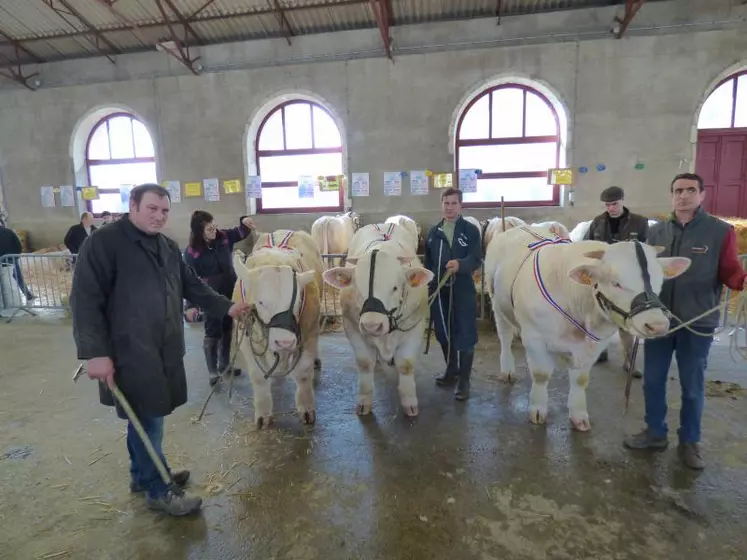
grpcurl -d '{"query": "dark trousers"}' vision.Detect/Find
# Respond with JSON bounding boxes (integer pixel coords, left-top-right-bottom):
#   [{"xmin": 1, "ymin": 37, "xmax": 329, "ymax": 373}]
[
  {"xmin": 12, "ymin": 260, "xmax": 31, "ymax": 297},
  {"xmin": 643, "ymin": 326, "xmax": 714, "ymax": 444},
  {"xmin": 126, "ymin": 416, "xmax": 172, "ymax": 499},
  {"xmin": 204, "ymin": 312, "xmax": 234, "ymax": 368}
]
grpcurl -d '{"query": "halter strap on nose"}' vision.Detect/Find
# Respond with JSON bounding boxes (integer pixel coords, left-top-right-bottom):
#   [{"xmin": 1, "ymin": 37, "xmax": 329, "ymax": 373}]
[{"xmin": 360, "ymin": 249, "xmax": 402, "ymax": 332}]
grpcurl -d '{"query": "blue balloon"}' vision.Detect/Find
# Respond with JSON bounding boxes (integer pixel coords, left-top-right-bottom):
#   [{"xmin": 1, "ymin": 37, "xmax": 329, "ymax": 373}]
[
  {"xmin": 579, "ymin": 167, "xmax": 588, "ymax": 174},
  {"xmin": 596, "ymin": 164, "xmax": 606, "ymax": 172}
]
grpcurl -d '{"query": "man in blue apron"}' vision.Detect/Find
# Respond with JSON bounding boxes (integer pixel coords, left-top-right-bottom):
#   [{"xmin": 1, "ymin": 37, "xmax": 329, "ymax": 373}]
[{"xmin": 424, "ymin": 188, "xmax": 482, "ymax": 400}]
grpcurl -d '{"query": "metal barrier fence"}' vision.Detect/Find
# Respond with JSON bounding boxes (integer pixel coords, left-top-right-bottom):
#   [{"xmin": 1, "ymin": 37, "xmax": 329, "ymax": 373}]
[{"xmin": 0, "ymin": 253, "xmax": 75, "ymax": 323}]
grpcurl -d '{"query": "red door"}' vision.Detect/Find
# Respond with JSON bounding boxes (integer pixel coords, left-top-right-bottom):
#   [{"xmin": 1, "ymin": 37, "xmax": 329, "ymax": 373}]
[{"xmin": 696, "ymin": 129, "xmax": 747, "ymax": 217}]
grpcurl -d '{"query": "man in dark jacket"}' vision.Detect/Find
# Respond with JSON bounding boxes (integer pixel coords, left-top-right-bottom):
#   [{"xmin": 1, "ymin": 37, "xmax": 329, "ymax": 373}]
[
  {"xmin": 585, "ymin": 186, "xmax": 650, "ymax": 369},
  {"xmin": 0, "ymin": 218, "xmax": 34, "ymax": 300},
  {"xmin": 623, "ymin": 173, "xmax": 747, "ymax": 470},
  {"xmin": 70, "ymin": 184, "xmax": 250, "ymax": 516},
  {"xmin": 424, "ymin": 187, "xmax": 483, "ymax": 400},
  {"xmin": 64, "ymin": 211, "xmax": 96, "ymax": 255}
]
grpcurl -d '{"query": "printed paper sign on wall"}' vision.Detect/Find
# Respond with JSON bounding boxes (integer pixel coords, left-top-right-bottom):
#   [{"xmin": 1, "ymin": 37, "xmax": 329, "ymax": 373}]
[
  {"xmin": 60, "ymin": 185, "xmax": 75, "ymax": 207},
  {"xmin": 162, "ymin": 181, "xmax": 182, "ymax": 203},
  {"xmin": 410, "ymin": 170, "xmax": 428, "ymax": 195},
  {"xmin": 223, "ymin": 179, "xmax": 242, "ymax": 194},
  {"xmin": 351, "ymin": 173, "xmax": 369, "ymax": 197},
  {"xmin": 384, "ymin": 172, "xmax": 402, "ymax": 196},
  {"xmin": 40, "ymin": 186, "xmax": 56, "ymax": 208},
  {"xmin": 184, "ymin": 182, "xmax": 202, "ymax": 197},
  {"xmin": 458, "ymin": 169, "xmax": 478, "ymax": 193},
  {"xmin": 298, "ymin": 176, "xmax": 315, "ymax": 199},
  {"xmin": 246, "ymin": 176, "xmax": 262, "ymax": 199},
  {"xmin": 204, "ymin": 178, "xmax": 220, "ymax": 202}
]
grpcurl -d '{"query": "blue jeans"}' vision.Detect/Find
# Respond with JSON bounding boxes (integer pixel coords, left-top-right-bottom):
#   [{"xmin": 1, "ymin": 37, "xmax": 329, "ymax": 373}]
[
  {"xmin": 643, "ymin": 327, "xmax": 714, "ymax": 444},
  {"xmin": 12, "ymin": 260, "xmax": 31, "ymax": 297},
  {"xmin": 126, "ymin": 416, "xmax": 171, "ymax": 499}
]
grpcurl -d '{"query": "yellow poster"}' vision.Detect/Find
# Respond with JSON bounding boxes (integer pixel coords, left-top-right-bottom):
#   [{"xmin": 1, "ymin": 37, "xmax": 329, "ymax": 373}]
[
  {"xmin": 223, "ymin": 179, "xmax": 242, "ymax": 194},
  {"xmin": 184, "ymin": 182, "xmax": 202, "ymax": 197},
  {"xmin": 81, "ymin": 187, "xmax": 99, "ymax": 200},
  {"xmin": 433, "ymin": 173, "xmax": 453, "ymax": 189},
  {"xmin": 549, "ymin": 168, "xmax": 574, "ymax": 185},
  {"xmin": 319, "ymin": 175, "xmax": 342, "ymax": 192}
]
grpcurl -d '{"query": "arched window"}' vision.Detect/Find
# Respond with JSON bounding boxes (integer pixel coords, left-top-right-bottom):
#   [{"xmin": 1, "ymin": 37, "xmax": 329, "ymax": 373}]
[
  {"xmin": 455, "ymin": 84, "xmax": 561, "ymax": 207},
  {"xmin": 698, "ymin": 71, "xmax": 747, "ymax": 130},
  {"xmin": 255, "ymin": 100, "xmax": 344, "ymax": 214},
  {"xmin": 86, "ymin": 113, "xmax": 157, "ymax": 215}
]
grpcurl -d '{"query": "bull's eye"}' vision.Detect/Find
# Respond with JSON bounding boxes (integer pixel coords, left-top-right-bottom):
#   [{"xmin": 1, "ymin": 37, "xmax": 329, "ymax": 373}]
[
  {"xmin": 392, "ymin": 286, "xmax": 398, "ymax": 293},
  {"xmin": 258, "ymin": 301, "xmax": 264, "ymax": 307},
  {"xmin": 611, "ymin": 282, "xmax": 622, "ymax": 290}
]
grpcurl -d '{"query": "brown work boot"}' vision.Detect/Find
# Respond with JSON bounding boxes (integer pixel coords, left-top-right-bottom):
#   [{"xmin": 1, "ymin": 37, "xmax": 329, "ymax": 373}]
[
  {"xmin": 147, "ymin": 488, "xmax": 202, "ymax": 516},
  {"xmin": 678, "ymin": 442, "xmax": 705, "ymax": 470},
  {"xmin": 623, "ymin": 429, "xmax": 668, "ymax": 450}
]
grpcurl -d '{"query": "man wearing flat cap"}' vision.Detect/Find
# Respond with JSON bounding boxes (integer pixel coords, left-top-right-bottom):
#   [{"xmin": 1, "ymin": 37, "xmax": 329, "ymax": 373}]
[{"xmin": 585, "ymin": 186, "xmax": 649, "ymax": 372}]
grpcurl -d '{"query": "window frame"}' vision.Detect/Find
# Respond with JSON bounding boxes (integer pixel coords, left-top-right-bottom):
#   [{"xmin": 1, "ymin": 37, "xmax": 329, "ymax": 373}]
[
  {"xmin": 84, "ymin": 112, "xmax": 157, "ymax": 217},
  {"xmin": 455, "ymin": 83, "xmax": 561, "ymax": 208},
  {"xmin": 255, "ymin": 100, "xmax": 344, "ymax": 215},
  {"xmin": 697, "ymin": 70, "xmax": 747, "ymax": 132}
]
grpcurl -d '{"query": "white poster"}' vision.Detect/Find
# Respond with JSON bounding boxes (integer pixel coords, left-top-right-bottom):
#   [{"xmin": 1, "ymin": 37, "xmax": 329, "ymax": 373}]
[
  {"xmin": 384, "ymin": 172, "xmax": 402, "ymax": 196},
  {"xmin": 410, "ymin": 170, "xmax": 428, "ymax": 195},
  {"xmin": 458, "ymin": 169, "xmax": 478, "ymax": 193},
  {"xmin": 351, "ymin": 172, "xmax": 370, "ymax": 197},
  {"xmin": 298, "ymin": 176, "xmax": 315, "ymax": 199},
  {"xmin": 40, "ymin": 186, "xmax": 55, "ymax": 208},
  {"xmin": 60, "ymin": 185, "xmax": 76, "ymax": 207},
  {"xmin": 204, "ymin": 178, "xmax": 220, "ymax": 202},
  {"xmin": 246, "ymin": 176, "xmax": 262, "ymax": 199},
  {"xmin": 163, "ymin": 180, "xmax": 181, "ymax": 203},
  {"xmin": 119, "ymin": 184, "xmax": 134, "ymax": 212}
]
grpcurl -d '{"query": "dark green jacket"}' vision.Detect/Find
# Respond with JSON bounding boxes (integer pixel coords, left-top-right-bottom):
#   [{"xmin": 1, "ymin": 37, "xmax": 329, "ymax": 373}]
[{"xmin": 585, "ymin": 207, "xmax": 649, "ymax": 243}]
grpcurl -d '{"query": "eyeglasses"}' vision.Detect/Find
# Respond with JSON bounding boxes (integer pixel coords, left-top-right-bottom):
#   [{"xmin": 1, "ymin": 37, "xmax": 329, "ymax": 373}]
[{"xmin": 204, "ymin": 225, "xmax": 217, "ymax": 233}]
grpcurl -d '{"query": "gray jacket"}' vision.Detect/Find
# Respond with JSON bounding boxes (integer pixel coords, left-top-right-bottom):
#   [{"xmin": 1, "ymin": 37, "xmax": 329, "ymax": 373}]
[{"xmin": 648, "ymin": 206, "xmax": 731, "ymax": 330}]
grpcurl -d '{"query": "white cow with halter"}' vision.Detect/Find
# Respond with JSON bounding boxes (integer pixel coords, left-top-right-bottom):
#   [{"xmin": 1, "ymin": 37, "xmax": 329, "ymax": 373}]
[
  {"xmin": 323, "ymin": 223, "xmax": 433, "ymax": 417},
  {"xmin": 232, "ymin": 229, "xmax": 323, "ymax": 428},
  {"xmin": 311, "ymin": 211, "xmax": 361, "ymax": 269},
  {"xmin": 486, "ymin": 225, "xmax": 691, "ymax": 431}
]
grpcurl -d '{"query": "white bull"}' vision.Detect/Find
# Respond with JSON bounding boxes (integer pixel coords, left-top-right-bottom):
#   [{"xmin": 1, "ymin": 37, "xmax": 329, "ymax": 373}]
[
  {"xmin": 323, "ymin": 223, "xmax": 433, "ymax": 417},
  {"xmin": 531, "ymin": 221, "xmax": 570, "ymax": 240},
  {"xmin": 232, "ymin": 229, "xmax": 323, "ymax": 428},
  {"xmin": 311, "ymin": 211, "xmax": 361, "ymax": 268},
  {"xmin": 569, "ymin": 218, "xmax": 660, "ymax": 242},
  {"xmin": 481, "ymin": 216, "xmax": 526, "ymax": 251},
  {"xmin": 487, "ymin": 225, "xmax": 690, "ymax": 431},
  {"xmin": 384, "ymin": 215, "xmax": 421, "ymax": 254}
]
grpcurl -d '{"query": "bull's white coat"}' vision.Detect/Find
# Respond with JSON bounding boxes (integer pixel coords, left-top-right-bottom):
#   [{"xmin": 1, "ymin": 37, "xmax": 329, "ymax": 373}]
[
  {"xmin": 531, "ymin": 221, "xmax": 571, "ymax": 240},
  {"xmin": 384, "ymin": 215, "xmax": 421, "ymax": 255},
  {"xmin": 311, "ymin": 211, "xmax": 361, "ymax": 268},
  {"xmin": 323, "ymin": 223, "xmax": 433, "ymax": 417},
  {"xmin": 481, "ymin": 216, "xmax": 527, "ymax": 251},
  {"xmin": 232, "ymin": 229, "xmax": 324, "ymax": 428},
  {"xmin": 486, "ymin": 225, "xmax": 691, "ymax": 430}
]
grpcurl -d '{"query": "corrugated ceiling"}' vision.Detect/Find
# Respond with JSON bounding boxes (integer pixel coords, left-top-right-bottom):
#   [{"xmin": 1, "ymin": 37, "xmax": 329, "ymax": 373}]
[{"xmin": 0, "ymin": 0, "xmax": 633, "ymax": 68}]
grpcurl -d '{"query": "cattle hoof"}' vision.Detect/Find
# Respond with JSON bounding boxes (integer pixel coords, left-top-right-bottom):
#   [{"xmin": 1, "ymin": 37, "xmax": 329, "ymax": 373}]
[
  {"xmin": 571, "ymin": 416, "xmax": 591, "ymax": 432},
  {"xmin": 255, "ymin": 415, "xmax": 273, "ymax": 429},
  {"xmin": 499, "ymin": 372, "xmax": 517, "ymax": 384},
  {"xmin": 403, "ymin": 405, "xmax": 419, "ymax": 417},
  {"xmin": 529, "ymin": 407, "xmax": 547, "ymax": 425},
  {"xmin": 314, "ymin": 358, "xmax": 322, "ymax": 370},
  {"xmin": 301, "ymin": 410, "xmax": 316, "ymax": 425},
  {"xmin": 355, "ymin": 403, "xmax": 372, "ymax": 416}
]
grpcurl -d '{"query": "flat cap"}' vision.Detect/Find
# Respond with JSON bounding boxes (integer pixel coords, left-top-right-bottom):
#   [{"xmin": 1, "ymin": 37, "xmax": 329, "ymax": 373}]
[{"xmin": 600, "ymin": 186, "xmax": 624, "ymax": 202}]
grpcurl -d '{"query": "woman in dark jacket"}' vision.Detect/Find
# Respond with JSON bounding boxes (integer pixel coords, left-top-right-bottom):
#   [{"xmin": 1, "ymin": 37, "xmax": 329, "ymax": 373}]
[{"xmin": 183, "ymin": 210, "xmax": 254, "ymax": 386}]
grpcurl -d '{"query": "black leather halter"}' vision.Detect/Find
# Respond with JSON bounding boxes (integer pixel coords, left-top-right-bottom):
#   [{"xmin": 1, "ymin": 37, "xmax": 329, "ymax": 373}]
[{"xmin": 359, "ymin": 249, "xmax": 403, "ymax": 332}]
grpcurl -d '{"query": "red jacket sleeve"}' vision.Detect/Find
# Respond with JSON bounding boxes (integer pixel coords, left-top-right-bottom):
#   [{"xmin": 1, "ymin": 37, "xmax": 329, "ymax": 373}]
[{"xmin": 718, "ymin": 228, "xmax": 747, "ymax": 291}]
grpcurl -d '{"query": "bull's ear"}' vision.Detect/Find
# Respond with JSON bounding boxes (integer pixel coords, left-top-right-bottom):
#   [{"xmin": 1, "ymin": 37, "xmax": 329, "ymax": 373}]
[
  {"xmin": 398, "ymin": 255, "xmax": 415, "ymax": 264},
  {"xmin": 323, "ymin": 267, "xmax": 354, "ymax": 289},
  {"xmin": 651, "ymin": 245, "xmax": 666, "ymax": 255},
  {"xmin": 583, "ymin": 250, "xmax": 606, "ymax": 260},
  {"xmin": 658, "ymin": 256, "xmax": 691, "ymax": 279},
  {"xmin": 568, "ymin": 264, "xmax": 599, "ymax": 286},
  {"xmin": 297, "ymin": 269, "xmax": 317, "ymax": 289},
  {"xmin": 405, "ymin": 267, "xmax": 434, "ymax": 288}
]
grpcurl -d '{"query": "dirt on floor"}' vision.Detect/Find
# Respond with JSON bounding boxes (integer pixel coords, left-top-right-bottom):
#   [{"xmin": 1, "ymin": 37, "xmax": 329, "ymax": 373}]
[{"xmin": 1, "ymin": 314, "xmax": 747, "ymax": 560}]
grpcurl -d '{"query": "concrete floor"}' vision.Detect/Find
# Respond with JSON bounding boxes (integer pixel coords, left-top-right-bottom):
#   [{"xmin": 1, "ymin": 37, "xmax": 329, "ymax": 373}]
[{"xmin": 2, "ymin": 315, "xmax": 747, "ymax": 560}]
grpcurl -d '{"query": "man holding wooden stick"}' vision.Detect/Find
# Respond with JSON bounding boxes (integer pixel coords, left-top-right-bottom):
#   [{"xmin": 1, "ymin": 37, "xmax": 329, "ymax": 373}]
[{"xmin": 70, "ymin": 183, "xmax": 250, "ymax": 516}]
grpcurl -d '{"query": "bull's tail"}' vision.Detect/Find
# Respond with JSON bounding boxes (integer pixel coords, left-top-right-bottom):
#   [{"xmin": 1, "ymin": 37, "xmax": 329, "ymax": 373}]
[{"xmin": 322, "ymin": 218, "xmax": 331, "ymax": 269}]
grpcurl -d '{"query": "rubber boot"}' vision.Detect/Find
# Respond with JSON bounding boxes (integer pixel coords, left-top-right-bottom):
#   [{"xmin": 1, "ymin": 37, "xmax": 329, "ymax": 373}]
[
  {"xmin": 218, "ymin": 332, "xmax": 241, "ymax": 377},
  {"xmin": 455, "ymin": 350, "xmax": 474, "ymax": 401},
  {"xmin": 435, "ymin": 342, "xmax": 459, "ymax": 387},
  {"xmin": 203, "ymin": 338, "xmax": 220, "ymax": 386}
]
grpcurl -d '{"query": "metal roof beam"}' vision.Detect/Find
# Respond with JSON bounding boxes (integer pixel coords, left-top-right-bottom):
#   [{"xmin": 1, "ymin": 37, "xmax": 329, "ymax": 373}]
[
  {"xmin": 0, "ymin": 28, "xmax": 45, "ymax": 64},
  {"xmin": 162, "ymin": 0, "xmax": 205, "ymax": 45},
  {"xmin": 270, "ymin": 0, "xmax": 295, "ymax": 46},
  {"xmin": 41, "ymin": 0, "xmax": 120, "ymax": 63},
  {"xmin": 613, "ymin": 0, "xmax": 646, "ymax": 38},
  {"xmin": 154, "ymin": 0, "xmax": 201, "ymax": 75},
  {"xmin": 370, "ymin": 0, "xmax": 393, "ymax": 61},
  {"xmin": 0, "ymin": 46, "xmax": 40, "ymax": 90}
]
